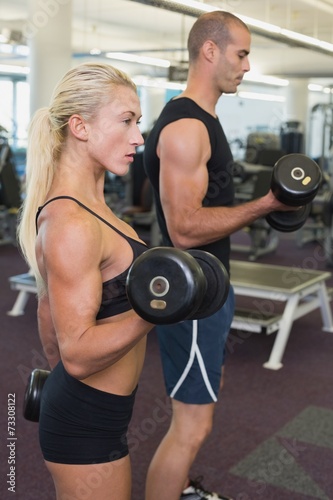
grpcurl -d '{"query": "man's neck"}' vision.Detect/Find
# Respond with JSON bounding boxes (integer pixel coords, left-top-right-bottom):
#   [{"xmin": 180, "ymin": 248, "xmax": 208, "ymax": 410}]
[{"xmin": 179, "ymin": 87, "xmax": 219, "ymax": 118}]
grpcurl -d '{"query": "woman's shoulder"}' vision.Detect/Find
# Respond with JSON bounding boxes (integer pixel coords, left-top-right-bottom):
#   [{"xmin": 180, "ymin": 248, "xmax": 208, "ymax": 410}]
[{"xmin": 38, "ymin": 196, "xmax": 102, "ymax": 245}]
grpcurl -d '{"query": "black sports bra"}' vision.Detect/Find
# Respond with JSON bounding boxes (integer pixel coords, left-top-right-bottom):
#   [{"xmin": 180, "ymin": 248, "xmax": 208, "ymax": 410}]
[{"xmin": 36, "ymin": 196, "xmax": 147, "ymax": 320}]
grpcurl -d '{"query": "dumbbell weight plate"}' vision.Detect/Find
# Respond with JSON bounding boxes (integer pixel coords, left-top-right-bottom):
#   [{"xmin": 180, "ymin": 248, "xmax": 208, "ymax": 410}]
[
  {"xmin": 271, "ymin": 154, "xmax": 322, "ymax": 206},
  {"xmin": 322, "ymin": 191, "xmax": 333, "ymax": 227},
  {"xmin": 266, "ymin": 204, "xmax": 311, "ymax": 232},
  {"xmin": 126, "ymin": 247, "xmax": 206, "ymax": 324},
  {"xmin": 23, "ymin": 368, "xmax": 50, "ymax": 422},
  {"xmin": 187, "ymin": 250, "xmax": 230, "ymax": 319}
]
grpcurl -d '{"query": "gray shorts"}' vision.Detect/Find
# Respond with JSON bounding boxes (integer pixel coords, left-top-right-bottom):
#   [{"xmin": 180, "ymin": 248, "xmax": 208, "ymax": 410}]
[{"xmin": 157, "ymin": 286, "xmax": 235, "ymax": 404}]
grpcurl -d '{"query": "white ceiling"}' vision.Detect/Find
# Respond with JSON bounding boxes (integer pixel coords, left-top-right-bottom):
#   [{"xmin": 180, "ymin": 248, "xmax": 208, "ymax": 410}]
[{"xmin": 1, "ymin": 0, "xmax": 333, "ymax": 84}]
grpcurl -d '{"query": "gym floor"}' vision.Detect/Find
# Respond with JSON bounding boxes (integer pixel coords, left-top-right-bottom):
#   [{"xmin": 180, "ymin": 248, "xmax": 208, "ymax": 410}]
[{"xmin": 0, "ymin": 229, "xmax": 332, "ymax": 500}]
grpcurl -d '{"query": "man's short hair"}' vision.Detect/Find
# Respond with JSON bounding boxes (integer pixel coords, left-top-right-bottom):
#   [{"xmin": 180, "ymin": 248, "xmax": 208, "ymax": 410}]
[{"xmin": 188, "ymin": 10, "xmax": 249, "ymax": 62}]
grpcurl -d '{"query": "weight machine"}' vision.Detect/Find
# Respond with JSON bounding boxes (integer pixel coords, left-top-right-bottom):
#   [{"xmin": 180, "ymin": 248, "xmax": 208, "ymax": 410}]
[
  {"xmin": 297, "ymin": 102, "xmax": 333, "ymax": 266},
  {"xmin": 231, "ymin": 132, "xmax": 286, "ymax": 261},
  {"xmin": 309, "ymin": 102, "xmax": 333, "ymax": 176},
  {"xmin": 0, "ymin": 129, "xmax": 22, "ymax": 245}
]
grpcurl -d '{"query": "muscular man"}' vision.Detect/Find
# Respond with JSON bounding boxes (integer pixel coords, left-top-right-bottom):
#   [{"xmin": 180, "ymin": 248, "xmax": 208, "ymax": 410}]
[{"xmin": 144, "ymin": 11, "xmax": 294, "ymax": 500}]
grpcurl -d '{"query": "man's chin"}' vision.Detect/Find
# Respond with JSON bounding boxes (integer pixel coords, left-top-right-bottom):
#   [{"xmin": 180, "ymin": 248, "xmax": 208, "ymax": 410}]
[{"xmin": 223, "ymin": 88, "xmax": 238, "ymax": 95}]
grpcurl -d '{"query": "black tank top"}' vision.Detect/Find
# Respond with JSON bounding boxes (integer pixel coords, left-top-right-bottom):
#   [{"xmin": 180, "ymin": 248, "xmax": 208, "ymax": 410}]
[
  {"xmin": 144, "ymin": 97, "xmax": 234, "ymax": 273},
  {"xmin": 36, "ymin": 196, "xmax": 147, "ymax": 320}
]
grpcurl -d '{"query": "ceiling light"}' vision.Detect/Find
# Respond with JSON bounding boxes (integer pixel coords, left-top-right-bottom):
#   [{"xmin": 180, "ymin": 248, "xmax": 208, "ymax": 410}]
[
  {"xmin": 0, "ymin": 43, "xmax": 14, "ymax": 54},
  {"xmin": 308, "ymin": 83, "xmax": 333, "ymax": 93},
  {"xmin": 243, "ymin": 74, "xmax": 289, "ymax": 86},
  {"xmin": 308, "ymin": 84, "xmax": 323, "ymax": 92},
  {"xmin": 133, "ymin": 76, "xmax": 186, "ymax": 90},
  {"xmin": 158, "ymin": 0, "xmax": 213, "ymax": 12},
  {"xmin": 16, "ymin": 45, "xmax": 29, "ymax": 56},
  {"xmin": 236, "ymin": 15, "xmax": 281, "ymax": 35},
  {"xmin": 105, "ymin": 52, "xmax": 170, "ymax": 68},
  {"xmin": 280, "ymin": 28, "xmax": 333, "ymax": 52},
  {"xmin": 0, "ymin": 64, "xmax": 30, "ymax": 74},
  {"xmin": 134, "ymin": 0, "xmax": 333, "ymax": 55},
  {"xmin": 238, "ymin": 91, "xmax": 286, "ymax": 102}
]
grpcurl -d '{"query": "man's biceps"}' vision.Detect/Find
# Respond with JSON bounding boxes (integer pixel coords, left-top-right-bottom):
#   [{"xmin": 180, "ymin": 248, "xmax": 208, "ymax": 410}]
[{"xmin": 160, "ymin": 186, "xmax": 182, "ymax": 209}]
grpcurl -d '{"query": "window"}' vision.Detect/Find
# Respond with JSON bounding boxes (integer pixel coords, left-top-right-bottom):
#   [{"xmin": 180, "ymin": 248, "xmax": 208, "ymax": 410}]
[
  {"xmin": 0, "ymin": 79, "xmax": 13, "ymax": 136},
  {"xmin": 15, "ymin": 81, "xmax": 29, "ymax": 149},
  {"xmin": 0, "ymin": 76, "xmax": 29, "ymax": 149}
]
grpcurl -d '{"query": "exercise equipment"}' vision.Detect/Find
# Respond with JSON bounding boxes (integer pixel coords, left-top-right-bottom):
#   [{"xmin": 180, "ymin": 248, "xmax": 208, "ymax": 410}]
[
  {"xmin": 126, "ymin": 247, "xmax": 230, "ymax": 324},
  {"xmin": 0, "ymin": 133, "xmax": 22, "ymax": 245},
  {"xmin": 321, "ymin": 190, "xmax": 333, "ymax": 228},
  {"xmin": 187, "ymin": 249, "xmax": 230, "ymax": 319},
  {"xmin": 230, "ymin": 259, "xmax": 333, "ymax": 370},
  {"xmin": 266, "ymin": 153, "xmax": 322, "ymax": 232},
  {"xmin": 232, "ymin": 164, "xmax": 280, "ymax": 261},
  {"xmin": 267, "ymin": 203, "xmax": 312, "ymax": 232},
  {"xmin": 23, "ymin": 368, "xmax": 50, "ymax": 422},
  {"xmin": 297, "ymin": 186, "xmax": 333, "ymax": 266}
]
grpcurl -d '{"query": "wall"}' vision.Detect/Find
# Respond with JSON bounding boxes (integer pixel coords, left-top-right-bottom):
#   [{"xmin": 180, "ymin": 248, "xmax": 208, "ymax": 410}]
[
  {"xmin": 139, "ymin": 82, "xmax": 333, "ymax": 166},
  {"xmin": 140, "ymin": 84, "xmax": 287, "ymax": 161},
  {"xmin": 216, "ymin": 93, "xmax": 285, "ymax": 160}
]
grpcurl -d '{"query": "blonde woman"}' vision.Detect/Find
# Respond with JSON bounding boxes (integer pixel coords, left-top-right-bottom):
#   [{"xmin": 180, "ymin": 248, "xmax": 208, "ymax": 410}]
[{"xmin": 18, "ymin": 63, "xmax": 153, "ymax": 500}]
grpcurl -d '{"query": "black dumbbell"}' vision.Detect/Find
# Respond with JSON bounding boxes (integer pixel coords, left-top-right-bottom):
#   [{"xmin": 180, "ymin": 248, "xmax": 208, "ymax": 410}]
[
  {"xmin": 23, "ymin": 368, "xmax": 50, "ymax": 422},
  {"xmin": 186, "ymin": 249, "xmax": 230, "ymax": 319},
  {"xmin": 266, "ymin": 154, "xmax": 322, "ymax": 232},
  {"xmin": 322, "ymin": 190, "xmax": 333, "ymax": 228},
  {"xmin": 126, "ymin": 247, "xmax": 230, "ymax": 324}
]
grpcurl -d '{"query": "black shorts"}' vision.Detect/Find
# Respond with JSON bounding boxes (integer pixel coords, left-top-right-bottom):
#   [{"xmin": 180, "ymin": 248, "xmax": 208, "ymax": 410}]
[{"xmin": 39, "ymin": 361, "xmax": 137, "ymax": 464}]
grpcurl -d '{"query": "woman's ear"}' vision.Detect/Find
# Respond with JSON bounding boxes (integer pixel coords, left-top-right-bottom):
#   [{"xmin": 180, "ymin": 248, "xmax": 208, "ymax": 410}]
[{"xmin": 68, "ymin": 114, "xmax": 88, "ymax": 141}]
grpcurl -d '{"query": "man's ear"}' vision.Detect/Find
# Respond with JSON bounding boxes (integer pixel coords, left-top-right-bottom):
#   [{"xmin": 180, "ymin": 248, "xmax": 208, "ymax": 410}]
[
  {"xmin": 68, "ymin": 114, "xmax": 88, "ymax": 141},
  {"xmin": 202, "ymin": 40, "xmax": 218, "ymax": 62}
]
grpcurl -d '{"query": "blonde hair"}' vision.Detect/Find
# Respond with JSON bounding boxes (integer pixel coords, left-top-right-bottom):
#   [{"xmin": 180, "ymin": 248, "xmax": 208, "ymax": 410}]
[{"xmin": 17, "ymin": 63, "xmax": 137, "ymax": 293}]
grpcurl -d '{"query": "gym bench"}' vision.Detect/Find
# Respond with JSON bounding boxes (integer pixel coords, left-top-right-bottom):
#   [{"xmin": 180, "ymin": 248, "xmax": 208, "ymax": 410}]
[
  {"xmin": 7, "ymin": 261, "xmax": 333, "ymax": 370},
  {"xmin": 7, "ymin": 271, "xmax": 37, "ymax": 317},
  {"xmin": 230, "ymin": 260, "xmax": 333, "ymax": 370}
]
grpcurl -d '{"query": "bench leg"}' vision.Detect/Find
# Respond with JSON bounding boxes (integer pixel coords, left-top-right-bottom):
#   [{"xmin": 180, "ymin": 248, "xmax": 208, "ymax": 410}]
[
  {"xmin": 318, "ymin": 282, "xmax": 333, "ymax": 332},
  {"xmin": 263, "ymin": 293, "xmax": 300, "ymax": 370},
  {"xmin": 7, "ymin": 290, "xmax": 31, "ymax": 316}
]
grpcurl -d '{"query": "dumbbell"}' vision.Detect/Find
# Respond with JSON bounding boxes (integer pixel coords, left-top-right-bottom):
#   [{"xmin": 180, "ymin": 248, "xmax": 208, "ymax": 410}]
[
  {"xmin": 23, "ymin": 368, "xmax": 50, "ymax": 422},
  {"xmin": 266, "ymin": 154, "xmax": 322, "ymax": 232},
  {"xmin": 126, "ymin": 247, "xmax": 230, "ymax": 324},
  {"xmin": 321, "ymin": 190, "xmax": 333, "ymax": 228}
]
